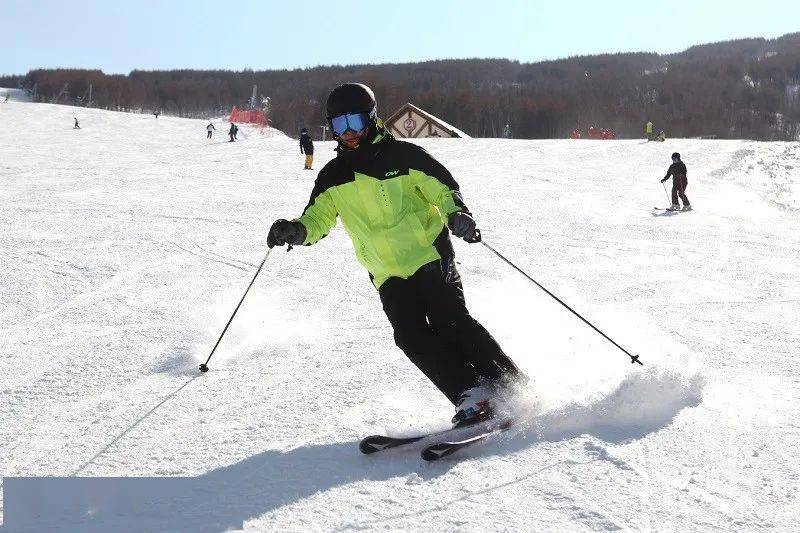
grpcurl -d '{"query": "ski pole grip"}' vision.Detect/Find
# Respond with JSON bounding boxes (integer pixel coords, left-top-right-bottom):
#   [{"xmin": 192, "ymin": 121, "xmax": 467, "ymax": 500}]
[{"xmin": 466, "ymin": 228, "xmax": 482, "ymax": 243}]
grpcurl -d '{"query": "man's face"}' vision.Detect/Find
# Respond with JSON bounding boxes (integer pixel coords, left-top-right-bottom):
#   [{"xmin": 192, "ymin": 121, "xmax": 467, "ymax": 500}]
[{"xmin": 339, "ymin": 129, "xmax": 366, "ymax": 149}]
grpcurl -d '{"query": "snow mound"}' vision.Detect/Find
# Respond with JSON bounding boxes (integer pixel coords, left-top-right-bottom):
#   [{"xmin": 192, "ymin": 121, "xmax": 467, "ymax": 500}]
[{"xmin": 532, "ymin": 368, "xmax": 704, "ymax": 443}]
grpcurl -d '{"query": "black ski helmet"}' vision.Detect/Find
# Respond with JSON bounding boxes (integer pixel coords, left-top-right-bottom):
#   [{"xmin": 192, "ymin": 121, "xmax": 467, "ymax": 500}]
[
  {"xmin": 326, "ymin": 83, "xmax": 376, "ymax": 119},
  {"xmin": 672, "ymin": 152, "xmax": 681, "ymax": 160}
]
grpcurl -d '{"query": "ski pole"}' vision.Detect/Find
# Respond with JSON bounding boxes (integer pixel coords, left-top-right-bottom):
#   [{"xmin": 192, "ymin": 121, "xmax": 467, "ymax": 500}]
[
  {"xmin": 661, "ymin": 181, "xmax": 670, "ymax": 205},
  {"xmin": 467, "ymin": 230, "xmax": 642, "ymax": 365},
  {"xmin": 199, "ymin": 248, "xmax": 272, "ymax": 372}
]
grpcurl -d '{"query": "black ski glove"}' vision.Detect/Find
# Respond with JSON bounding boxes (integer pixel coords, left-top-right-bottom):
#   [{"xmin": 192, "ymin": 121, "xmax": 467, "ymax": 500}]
[
  {"xmin": 267, "ymin": 219, "xmax": 307, "ymax": 248},
  {"xmin": 448, "ymin": 211, "xmax": 477, "ymax": 240},
  {"xmin": 660, "ymin": 177, "xmax": 668, "ymax": 183}
]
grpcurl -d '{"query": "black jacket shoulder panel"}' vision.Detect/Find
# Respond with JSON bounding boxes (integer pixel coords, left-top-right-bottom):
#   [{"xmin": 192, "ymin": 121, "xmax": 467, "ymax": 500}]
[
  {"xmin": 386, "ymin": 140, "xmax": 460, "ymax": 191},
  {"xmin": 302, "ymin": 135, "xmax": 466, "ymax": 213}
]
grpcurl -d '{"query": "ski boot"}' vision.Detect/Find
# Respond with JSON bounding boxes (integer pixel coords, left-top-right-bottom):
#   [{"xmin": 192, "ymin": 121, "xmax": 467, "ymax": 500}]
[
  {"xmin": 669, "ymin": 204, "xmax": 681, "ymax": 211},
  {"xmin": 682, "ymin": 204, "xmax": 692, "ymax": 211},
  {"xmin": 451, "ymin": 384, "xmax": 499, "ymax": 427}
]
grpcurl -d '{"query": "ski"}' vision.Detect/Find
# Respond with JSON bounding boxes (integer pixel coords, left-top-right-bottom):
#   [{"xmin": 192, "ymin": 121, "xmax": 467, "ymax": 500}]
[
  {"xmin": 653, "ymin": 206, "xmax": 681, "ymax": 211},
  {"xmin": 359, "ymin": 415, "xmax": 496, "ymax": 455},
  {"xmin": 359, "ymin": 434, "xmax": 427, "ymax": 454},
  {"xmin": 420, "ymin": 418, "xmax": 515, "ymax": 461}
]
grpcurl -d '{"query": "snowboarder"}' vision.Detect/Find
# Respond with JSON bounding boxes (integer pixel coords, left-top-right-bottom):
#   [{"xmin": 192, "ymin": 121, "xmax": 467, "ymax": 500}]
[
  {"xmin": 646, "ymin": 121, "xmax": 654, "ymax": 141},
  {"xmin": 267, "ymin": 83, "xmax": 525, "ymax": 426},
  {"xmin": 73, "ymin": 117, "xmax": 80, "ymax": 129},
  {"xmin": 661, "ymin": 152, "xmax": 691, "ymax": 211},
  {"xmin": 228, "ymin": 123, "xmax": 238, "ymax": 142},
  {"xmin": 299, "ymin": 128, "xmax": 314, "ymax": 169},
  {"xmin": 206, "ymin": 122, "xmax": 216, "ymax": 139}
]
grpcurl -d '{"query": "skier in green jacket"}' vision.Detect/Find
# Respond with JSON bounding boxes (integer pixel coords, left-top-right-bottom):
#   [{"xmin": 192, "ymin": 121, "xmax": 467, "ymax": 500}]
[{"xmin": 267, "ymin": 83, "xmax": 524, "ymax": 425}]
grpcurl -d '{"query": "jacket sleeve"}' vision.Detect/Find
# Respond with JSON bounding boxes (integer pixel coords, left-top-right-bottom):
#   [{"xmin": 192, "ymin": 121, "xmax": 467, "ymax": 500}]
[
  {"xmin": 663, "ymin": 163, "xmax": 675, "ymax": 180},
  {"xmin": 297, "ymin": 181, "xmax": 338, "ymax": 245},
  {"xmin": 300, "ymin": 139, "xmax": 305, "ymax": 154},
  {"xmin": 407, "ymin": 145, "xmax": 470, "ymax": 217}
]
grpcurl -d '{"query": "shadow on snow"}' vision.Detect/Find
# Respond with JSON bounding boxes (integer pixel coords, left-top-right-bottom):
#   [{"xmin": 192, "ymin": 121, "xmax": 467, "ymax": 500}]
[{"xmin": 3, "ymin": 370, "xmax": 703, "ymax": 531}]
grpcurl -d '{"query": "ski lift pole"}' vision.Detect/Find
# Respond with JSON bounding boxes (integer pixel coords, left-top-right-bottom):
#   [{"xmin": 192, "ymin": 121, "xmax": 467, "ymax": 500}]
[
  {"xmin": 199, "ymin": 248, "xmax": 272, "ymax": 372},
  {"xmin": 467, "ymin": 230, "xmax": 642, "ymax": 366}
]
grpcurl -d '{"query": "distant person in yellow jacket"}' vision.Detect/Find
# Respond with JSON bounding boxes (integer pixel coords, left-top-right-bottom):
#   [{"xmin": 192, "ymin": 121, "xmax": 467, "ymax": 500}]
[{"xmin": 646, "ymin": 121, "xmax": 654, "ymax": 141}]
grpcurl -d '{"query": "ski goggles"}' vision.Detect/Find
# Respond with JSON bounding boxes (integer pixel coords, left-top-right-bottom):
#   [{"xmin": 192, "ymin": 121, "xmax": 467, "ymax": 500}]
[{"xmin": 329, "ymin": 111, "xmax": 373, "ymax": 136}]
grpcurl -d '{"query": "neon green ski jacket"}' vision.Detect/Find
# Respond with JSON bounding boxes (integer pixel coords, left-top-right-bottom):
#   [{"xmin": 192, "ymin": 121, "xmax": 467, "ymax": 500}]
[{"xmin": 297, "ymin": 131, "xmax": 468, "ymax": 289}]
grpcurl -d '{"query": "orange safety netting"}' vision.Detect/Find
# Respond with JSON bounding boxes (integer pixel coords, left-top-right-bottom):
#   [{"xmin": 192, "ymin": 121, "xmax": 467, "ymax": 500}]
[{"xmin": 229, "ymin": 106, "xmax": 266, "ymax": 125}]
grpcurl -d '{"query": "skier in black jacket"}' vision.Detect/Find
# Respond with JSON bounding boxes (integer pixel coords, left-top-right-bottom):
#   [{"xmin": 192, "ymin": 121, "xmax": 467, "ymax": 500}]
[
  {"xmin": 299, "ymin": 128, "xmax": 314, "ymax": 169},
  {"xmin": 661, "ymin": 152, "xmax": 691, "ymax": 211}
]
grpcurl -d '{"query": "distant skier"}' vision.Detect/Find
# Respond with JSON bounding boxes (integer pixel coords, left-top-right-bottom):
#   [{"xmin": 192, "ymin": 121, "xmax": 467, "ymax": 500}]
[
  {"xmin": 661, "ymin": 152, "xmax": 691, "ymax": 211},
  {"xmin": 228, "ymin": 123, "xmax": 238, "ymax": 142},
  {"xmin": 73, "ymin": 117, "xmax": 80, "ymax": 129},
  {"xmin": 655, "ymin": 130, "xmax": 666, "ymax": 142},
  {"xmin": 299, "ymin": 128, "xmax": 314, "ymax": 169},
  {"xmin": 267, "ymin": 83, "xmax": 526, "ymax": 426},
  {"xmin": 206, "ymin": 122, "xmax": 215, "ymax": 139},
  {"xmin": 153, "ymin": 110, "xmax": 160, "ymax": 119},
  {"xmin": 646, "ymin": 121, "xmax": 654, "ymax": 141}
]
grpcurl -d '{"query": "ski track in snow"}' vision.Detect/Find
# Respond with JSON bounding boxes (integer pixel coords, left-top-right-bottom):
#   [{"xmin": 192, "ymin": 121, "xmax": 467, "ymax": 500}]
[{"xmin": 1, "ymin": 101, "xmax": 799, "ymax": 531}]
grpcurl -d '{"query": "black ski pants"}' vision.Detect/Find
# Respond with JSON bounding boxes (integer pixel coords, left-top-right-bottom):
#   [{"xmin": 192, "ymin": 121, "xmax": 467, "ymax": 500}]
[
  {"xmin": 378, "ymin": 257, "xmax": 522, "ymax": 405},
  {"xmin": 671, "ymin": 175, "xmax": 690, "ymax": 206}
]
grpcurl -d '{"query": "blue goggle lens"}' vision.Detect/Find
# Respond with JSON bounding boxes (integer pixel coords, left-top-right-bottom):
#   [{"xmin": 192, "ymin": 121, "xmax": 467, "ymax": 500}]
[{"xmin": 330, "ymin": 112, "xmax": 369, "ymax": 136}]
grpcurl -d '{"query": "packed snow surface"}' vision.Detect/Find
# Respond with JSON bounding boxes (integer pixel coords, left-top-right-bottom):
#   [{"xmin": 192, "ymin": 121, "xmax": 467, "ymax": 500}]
[{"xmin": 1, "ymin": 101, "xmax": 799, "ymax": 532}]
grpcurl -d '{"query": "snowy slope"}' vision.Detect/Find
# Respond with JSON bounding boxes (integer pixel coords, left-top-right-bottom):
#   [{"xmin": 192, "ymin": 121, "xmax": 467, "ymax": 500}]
[{"xmin": 1, "ymin": 100, "xmax": 798, "ymax": 532}]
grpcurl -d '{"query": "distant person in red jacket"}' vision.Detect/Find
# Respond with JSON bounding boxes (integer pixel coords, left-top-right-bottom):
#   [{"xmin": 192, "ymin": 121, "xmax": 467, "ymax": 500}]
[
  {"xmin": 570, "ymin": 129, "xmax": 581, "ymax": 139},
  {"xmin": 588, "ymin": 126, "xmax": 597, "ymax": 139}
]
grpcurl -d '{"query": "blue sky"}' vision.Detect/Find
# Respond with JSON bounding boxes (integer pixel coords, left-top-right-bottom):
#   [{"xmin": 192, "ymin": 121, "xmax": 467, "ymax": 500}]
[{"xmin": 2, "ymin": 0, "xmax": 798, "ymax": 74}]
